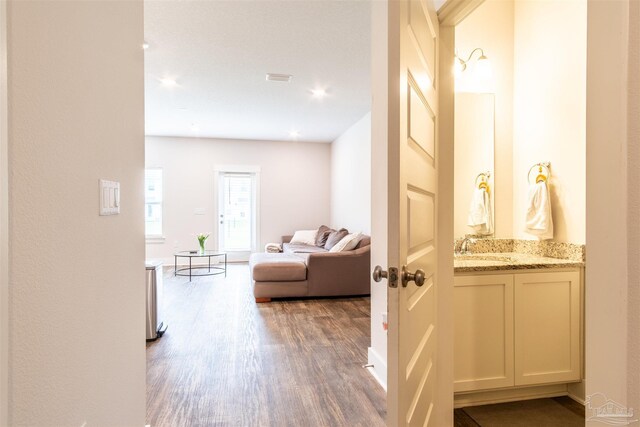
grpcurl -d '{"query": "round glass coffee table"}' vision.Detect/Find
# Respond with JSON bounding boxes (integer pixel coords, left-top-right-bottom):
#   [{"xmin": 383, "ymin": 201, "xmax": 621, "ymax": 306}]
[{"xmin": 173, "ymin": 250, "xmax": 227, "ymax": 282}]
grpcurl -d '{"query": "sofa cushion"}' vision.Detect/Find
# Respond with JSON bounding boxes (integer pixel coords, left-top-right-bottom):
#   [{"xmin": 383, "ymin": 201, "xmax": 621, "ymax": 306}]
[
  {"xmin": 324, "ymin": 228, "xmax": 348, "ymax": 250},
  {"xmin": 330, "ymin": 232, "xmax": 363, "ymax": 252},
  {"xmin": 250, "ymin": 253, "xmax": 307, "ymax": 282},
  {"xmin": 355, "ymin": 235, "xmax": 371, "ymax": 249},
  {"xmin": 315, "ymin": 225, "xmax": 332, "ymax": 247},
  {"xmin": 290, "ymin": 229, "xmax": 318, "ymax": 246}
]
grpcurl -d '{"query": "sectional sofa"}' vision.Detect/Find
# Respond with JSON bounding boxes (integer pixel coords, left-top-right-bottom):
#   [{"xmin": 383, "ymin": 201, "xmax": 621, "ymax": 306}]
[{"xmin": 249, "ymin": 232, "xmax": 371, "ymax": 302}]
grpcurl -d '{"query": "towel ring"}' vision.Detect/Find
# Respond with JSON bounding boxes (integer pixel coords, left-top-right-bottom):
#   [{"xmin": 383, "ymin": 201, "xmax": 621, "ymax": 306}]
[
  {"xmin": 475, "ymin": 171, "xmax": 491, "ymax": 194},
  {"xmin": 528, "ymin": 162, "xmax": 551, "ymax": 184}
]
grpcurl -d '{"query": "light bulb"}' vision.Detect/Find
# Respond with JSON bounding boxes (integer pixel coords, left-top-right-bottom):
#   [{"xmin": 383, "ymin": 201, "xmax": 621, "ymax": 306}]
[
  {"xmin": 454, "ymin": 58, "xmax": 465, "ymax": 78},
  {"xmin": 159, "ymin": 77, "xmax": 178, "ymax": 87},
  {"xmin": 475, "ymin": 56, "xmax": 492, "ymax": 81},
  {"xmin": 311, "ymin": 88, "xmax": 327, "ymax": 99}
]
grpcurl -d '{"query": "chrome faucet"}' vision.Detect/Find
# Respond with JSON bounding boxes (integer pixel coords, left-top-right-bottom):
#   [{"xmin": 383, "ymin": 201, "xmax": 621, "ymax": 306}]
[{"xmin": 456, "ymin": 236, "xmax": 475, "ymax": 255}]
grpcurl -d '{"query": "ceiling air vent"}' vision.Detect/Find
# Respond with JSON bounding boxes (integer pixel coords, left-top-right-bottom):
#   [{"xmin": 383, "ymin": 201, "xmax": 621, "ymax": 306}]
[{"xmin": 266, "ymin": 73, "xmax": 293, "ymax": 83}]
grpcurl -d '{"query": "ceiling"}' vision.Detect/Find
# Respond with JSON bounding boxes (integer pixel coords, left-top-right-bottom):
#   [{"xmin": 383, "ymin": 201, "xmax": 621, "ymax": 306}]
[{"xmin": 144, "ymin": 0, "xmax": 372, "ymax": 143}]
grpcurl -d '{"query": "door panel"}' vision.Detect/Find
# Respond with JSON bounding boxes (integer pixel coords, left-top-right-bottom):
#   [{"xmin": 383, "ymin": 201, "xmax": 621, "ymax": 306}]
[{"xmin": 383, "ymin": 0, "xmax": 444, "ymax": 426}]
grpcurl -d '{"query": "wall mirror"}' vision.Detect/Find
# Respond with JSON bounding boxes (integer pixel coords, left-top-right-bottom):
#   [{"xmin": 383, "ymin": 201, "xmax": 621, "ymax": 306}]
[{"xmin": 454, "ymin": 93, "xmax": 495, "ymax": 238}]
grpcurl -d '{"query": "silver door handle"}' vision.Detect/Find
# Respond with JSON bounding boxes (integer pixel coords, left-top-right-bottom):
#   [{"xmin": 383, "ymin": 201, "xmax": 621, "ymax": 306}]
[
  {"xmin": 372, "ymin": 265, "xmax": 388, "ymax": 282},
  {"xmin": 373, "ymin": 265, "xmax": 399, "ymax": 288},
  {"xmin": 402, "ymin": 265, "xmax": 426, "ymax": 287}
]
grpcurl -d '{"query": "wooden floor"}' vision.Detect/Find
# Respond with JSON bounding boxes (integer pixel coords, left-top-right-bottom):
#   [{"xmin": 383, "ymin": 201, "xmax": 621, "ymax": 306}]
[
  {"xmin": 454, "ymin": 396, "xmax": 585, "ymax": 427},
  {"xmin": 146, "ymin": 263, "xmax": 386, "ymax": 427}
]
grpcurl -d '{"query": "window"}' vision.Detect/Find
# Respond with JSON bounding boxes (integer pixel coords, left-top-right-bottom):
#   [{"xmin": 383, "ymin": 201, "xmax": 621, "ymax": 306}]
[{"xmin": 145, "ymin": 169, "xmax": 163, "ymax": 237}]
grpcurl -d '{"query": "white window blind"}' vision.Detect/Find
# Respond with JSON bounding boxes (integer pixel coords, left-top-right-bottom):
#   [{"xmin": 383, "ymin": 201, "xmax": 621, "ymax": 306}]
[{"xmin": 145, "ymin": 169, "xmax": 163, "ymax": 237}]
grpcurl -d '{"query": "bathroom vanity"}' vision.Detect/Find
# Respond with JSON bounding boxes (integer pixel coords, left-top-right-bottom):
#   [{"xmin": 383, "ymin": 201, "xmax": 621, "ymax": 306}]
[{"xmin": 453, "ymin": 250, "xmax": 584, "ymax": 407}]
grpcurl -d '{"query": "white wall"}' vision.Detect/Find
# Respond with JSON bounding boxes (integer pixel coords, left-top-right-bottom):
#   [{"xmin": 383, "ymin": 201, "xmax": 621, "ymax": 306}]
[
  {"xmin": 145, "ymin": 136, "xmax": 331, "ymax": 262},
  {"xmin": 7, "ymin": 1, "xmax": 146, "ymax": 425},
  {"xmin": 585, "ymin": 0, "xmax": 637, "ymax": 421},
  {"xmin": 455, "ymin": 0, "xmax": 514, "ymax": 239},
  {"xmin": 330, "ymin": 112, "xmax": 372, "ymax": 234},
  {"xmin": 512, "ymin": 0, "xmax": 587, "ymax": 244},
  {"xmin": 368, "ymin": 0, "xmax": 389, "ymax": 388}
]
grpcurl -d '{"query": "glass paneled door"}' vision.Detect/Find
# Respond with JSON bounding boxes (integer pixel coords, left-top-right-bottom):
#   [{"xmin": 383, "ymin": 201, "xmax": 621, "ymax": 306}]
[{"xmin": 218, "ymin": 172, "xmax": 257, "ymax": 259}]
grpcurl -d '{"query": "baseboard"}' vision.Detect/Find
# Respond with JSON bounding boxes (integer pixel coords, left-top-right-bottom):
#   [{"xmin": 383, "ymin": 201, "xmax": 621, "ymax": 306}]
[
  {"xmin": 367, "ymin": 347, "xmax": 387, "ymax": 391},
  {"xmin": 567, "ymin": 381, "xmax": 586, "ymax": 405},
  {"xmin": 454, "ymin": 383, "xmax": 570, "ymax": 408}
]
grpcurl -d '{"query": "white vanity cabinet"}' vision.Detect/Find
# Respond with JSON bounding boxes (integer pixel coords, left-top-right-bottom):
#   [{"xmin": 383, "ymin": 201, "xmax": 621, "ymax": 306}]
[
  {"xmin": 454, "ymin": 274, "xmax": 515, "ymax": 392},
  {"xmin": 454, "ymin": 269, "xmax": 582, "ymax": 393}
]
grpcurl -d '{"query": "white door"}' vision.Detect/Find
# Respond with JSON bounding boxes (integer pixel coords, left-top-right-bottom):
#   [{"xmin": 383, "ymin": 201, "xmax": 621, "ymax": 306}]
[
  {"xmin": 372, "ymin": 0, "xmax": 453, "ymax": 426},
  {"xmin": 217, "ymin": 172, "xmax": 257, "ymax": 261}
]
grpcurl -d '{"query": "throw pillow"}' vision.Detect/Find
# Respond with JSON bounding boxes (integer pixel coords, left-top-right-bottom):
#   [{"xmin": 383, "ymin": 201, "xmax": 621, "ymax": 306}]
[
  {"xmin": 330, "ymin": 232, "xmax": 363, "ymax": 253},
  {"xmin": 315, "ymin": 225, "xmax": 333, "ymax": 247},
  {"xmin": 290, "ymin": 229, "xmax": 319, "ymax": 246},
  {"xmin": 324, "ymin": 228, "xmax": 348, "ymax": 250}
]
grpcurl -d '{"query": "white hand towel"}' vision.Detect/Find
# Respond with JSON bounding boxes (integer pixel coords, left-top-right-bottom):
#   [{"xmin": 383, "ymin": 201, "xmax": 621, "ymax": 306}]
[
  {"xmin": 467, "ymin": 188, "xmax": 493, "ymax": 235},
  {"xmin": 525, "ymin": 181, "xmax": 554, "ymax": 240}
]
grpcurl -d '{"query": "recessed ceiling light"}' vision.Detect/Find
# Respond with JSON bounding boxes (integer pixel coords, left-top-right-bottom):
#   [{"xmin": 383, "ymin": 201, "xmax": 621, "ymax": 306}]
[
  {"xmin": 159, "ymin": 77, "xmax": 178, "ymax": 87},
  {"xmin": 266, "ymin": 73, "xmax": 293, "ymax": 83},
  {"xmin": 142, "ymin": 42, "xmax": 150, "ymax": 50},
  {"xmin": 288, "ymin": 130, "xmax": 300, "ymax": 139},
  {"xmin": 311, "ymin": 88, "xmax": 327, "ymax": 99}
]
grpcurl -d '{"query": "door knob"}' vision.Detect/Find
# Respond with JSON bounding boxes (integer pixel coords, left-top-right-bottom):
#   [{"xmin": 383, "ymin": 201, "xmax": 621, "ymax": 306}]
[
  {"xmin": 373, "ymin": 266, "xmax": 399, "ymax": 288},
  {"xmin": 402, "ymin": 265, "xmax": 426, "ymax": 287},
  {"xmin": 372, "ymin": 265, "xmax": 388, "ymax": 282}
]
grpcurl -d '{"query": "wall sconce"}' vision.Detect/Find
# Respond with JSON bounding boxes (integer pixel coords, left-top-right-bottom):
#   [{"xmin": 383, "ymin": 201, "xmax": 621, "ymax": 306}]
[{"xmin": 455, "ymin": 48, "xmax": 492, "ymax": 80}]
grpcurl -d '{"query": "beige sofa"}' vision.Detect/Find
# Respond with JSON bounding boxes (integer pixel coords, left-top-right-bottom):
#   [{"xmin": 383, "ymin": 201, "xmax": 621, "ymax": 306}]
[{"xmin": 250, "ymin": 234, "xmax": 371, "ymax": 302}]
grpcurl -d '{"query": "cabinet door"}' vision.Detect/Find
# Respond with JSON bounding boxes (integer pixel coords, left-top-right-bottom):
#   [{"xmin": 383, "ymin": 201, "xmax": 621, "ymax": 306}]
[
  {"xmin": 514, "ymin": 271, "xmax": 581, "ymax": 386},
  {"xmin": 454, "ymin": 274, "xmax": 514, "ymax": 392}
]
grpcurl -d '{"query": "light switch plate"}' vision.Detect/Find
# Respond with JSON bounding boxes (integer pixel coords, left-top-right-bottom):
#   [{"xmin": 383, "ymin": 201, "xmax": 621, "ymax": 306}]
[
  {"xmin": 194, "ymin": 208, "xmax": 206, "ymax": 215},
  {"xmin": 99, "ymin": 179, "xmax": 120, "ymax": 215}
]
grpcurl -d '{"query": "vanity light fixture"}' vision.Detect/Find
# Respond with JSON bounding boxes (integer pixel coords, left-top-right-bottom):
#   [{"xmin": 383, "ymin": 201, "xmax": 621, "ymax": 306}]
[{"xmin": 455, "ymin": 48, "xmax": 492, "ymax": 79}]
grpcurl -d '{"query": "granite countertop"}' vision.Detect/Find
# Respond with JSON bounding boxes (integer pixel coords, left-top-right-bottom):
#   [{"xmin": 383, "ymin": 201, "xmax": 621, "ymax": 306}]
[{"xmin": 454, "ymin": 252, "xmax": 585, "ymax": 273}]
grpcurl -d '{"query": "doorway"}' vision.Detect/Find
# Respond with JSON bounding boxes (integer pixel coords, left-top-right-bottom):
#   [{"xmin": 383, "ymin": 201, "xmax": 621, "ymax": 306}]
[{"xmin": 215, "ymin": 169, "xmax": 259, "ymax": 262}]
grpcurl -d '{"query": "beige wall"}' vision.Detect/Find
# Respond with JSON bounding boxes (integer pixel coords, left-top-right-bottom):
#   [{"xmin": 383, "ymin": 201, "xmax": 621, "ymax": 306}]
[
  {"xmin": 455, "ymin": 0, "xmax": 514, "ymax": 239},
  {"xmin": 330, "ymin": 112, "xmax": 372, "ymax": 234},
  {"xmin": 0, "ymin": 1, "xmax": 8, "ymax": 424},
  {"xmin": 145, "ymin": 136, "xmax": 331, "ymax": 262},
  {"xmin": 7, "ymin": 1, "xmax": 146, "ymax": 425},
  {"xmin": 627, "ymin": 0, "xmax": 640, "ymax": 415},
  {"xmin": 512, "ymin": 0, "xmax": 587, "ymax": 244},
  {"xmin": 455, "ymin": 0, "xmax": 586, "ymax": 244}
]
